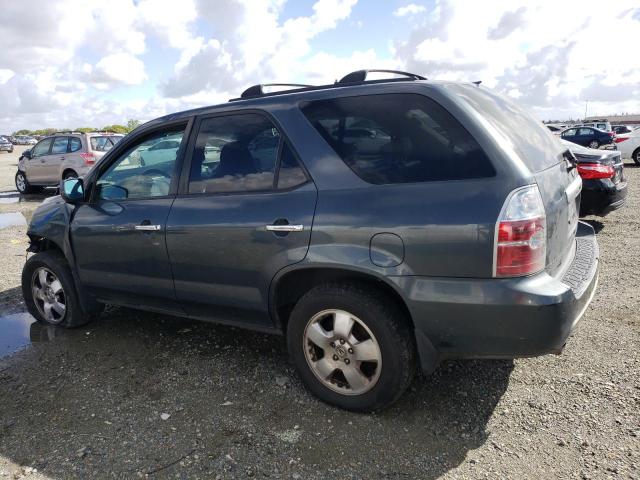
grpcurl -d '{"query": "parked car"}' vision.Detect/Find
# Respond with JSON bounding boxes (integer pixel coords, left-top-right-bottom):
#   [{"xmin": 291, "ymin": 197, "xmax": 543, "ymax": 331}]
[
  {"xmin": 560, "ymin": 126, "xmax": 614, "ymax": 149},
  {"xmin": 614, "ymin": 131, "xmax": 640, "ymax": 165},
  {"xmin": 580, "ymin": 120, "xmax": 612, "ymax": 132},
  {"xmin": 546, "ymin": 124, "xmax": 563, "ymax": 135},
  {"xmin": 21, "ymin": 70, "xmax": 598, "ymax": 412},
  {"xmin": 560, "ymin": 139, "xmax": 626, "ymax": 216},
  {"xmin": 612, "ymin": 125, "xmax": 634, "ymax": 135},
  {"xmin": 15, "ymin": 132, "xmax": 124, "ymax": 193},
  {"xmin": 0, "ymin": 136, "xmax": 14, "ymax": 153}
]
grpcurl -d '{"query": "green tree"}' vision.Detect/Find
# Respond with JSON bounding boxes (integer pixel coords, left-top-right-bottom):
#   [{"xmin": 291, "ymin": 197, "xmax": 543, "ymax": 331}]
[
  {"xmin": 75, "ymin": 127, "xmax": 95, "ymax": 133},
  {"xmin": 126, "ymin": 119, "xmax": 141, "ymax": 132},
  {"xmin": 101, "ymin": 124, "xmax": 128, "ymax": 134}
]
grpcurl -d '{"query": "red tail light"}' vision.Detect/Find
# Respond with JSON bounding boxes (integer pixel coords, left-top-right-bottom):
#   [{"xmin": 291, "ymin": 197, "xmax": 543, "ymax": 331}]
[
  {"xmin": 494, "ymin": 185, "xmax": 546, "ymax": 277},
  {"xmin": 577, "ymin": 163, "xmax": 614, "ymax": 180},
  {"xmin": 608, "ymin": 132, "xmax": 615, "ymax": 138},
  {"xmin": 614, "ymin": 137, "xmax": 629, "ymax": 143},
  {"xmin": 80, "ymin": 152, "xmax": 96, "ymax": 165}
]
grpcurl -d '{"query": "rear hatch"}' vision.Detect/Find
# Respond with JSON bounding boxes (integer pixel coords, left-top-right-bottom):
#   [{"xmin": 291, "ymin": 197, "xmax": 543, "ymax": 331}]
[{"xmin": 449, "ymin": 84, "xmax": 580, "ymax": 277}]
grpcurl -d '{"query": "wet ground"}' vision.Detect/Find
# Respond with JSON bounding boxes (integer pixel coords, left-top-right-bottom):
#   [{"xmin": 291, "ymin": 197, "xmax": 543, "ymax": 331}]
[{"xmin": 0, "ymin": 150, "xmax": 639, "ymax": 479}]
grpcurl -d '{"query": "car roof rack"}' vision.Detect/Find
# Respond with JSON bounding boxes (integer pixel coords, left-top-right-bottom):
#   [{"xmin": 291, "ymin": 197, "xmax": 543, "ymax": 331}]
[
  {"xmin": 240, "ymin": 83, "xmax": 315, "ymax": 99},
  {"xmin": 337, "ymin": 69, "xmax": 426, "ymax": 84},
  {"xmin": 231, "ymin": 69, "xmax": 428, "ymax": 102}
]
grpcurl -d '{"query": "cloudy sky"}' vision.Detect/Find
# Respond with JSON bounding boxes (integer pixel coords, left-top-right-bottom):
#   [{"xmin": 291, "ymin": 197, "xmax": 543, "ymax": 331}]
[{"xmin": 0, "ymin": 0, "xmax": 639, "ymax": 133}]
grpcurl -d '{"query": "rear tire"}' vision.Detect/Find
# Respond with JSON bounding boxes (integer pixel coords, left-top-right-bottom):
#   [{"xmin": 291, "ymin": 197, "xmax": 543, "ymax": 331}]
[
  {"xmin": 589, "ymin": 140, "xmax": 599, "ymax": 149},
  {"xmin": 22, "ymin": 251, "xmax": 94, "ymax": 328},
  {"xmin": 63, "ymin": 170, "xmax": 78, "ymax": 180},
  {"xmin": 287, "ymin": 282, "xmax": 416, "ymax": 412}
]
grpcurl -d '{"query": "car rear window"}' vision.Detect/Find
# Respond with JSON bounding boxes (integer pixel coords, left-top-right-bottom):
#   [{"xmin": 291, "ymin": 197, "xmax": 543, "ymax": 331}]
[
  {"xmin": 90, "ymin": 136, "xmax": 122, "ymax": 152},
  {"xmin": 301, "ymin": 93, "xmax": 495, "ymax": 184},
  {"xmin": 446, "ymin": 84, "xmax": 563, "ymax": 172}
]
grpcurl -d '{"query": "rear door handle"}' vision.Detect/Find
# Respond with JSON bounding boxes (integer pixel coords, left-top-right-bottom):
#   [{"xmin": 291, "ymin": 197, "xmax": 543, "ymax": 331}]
[
  {"xmin": 134, "ymin": 225, "xmax": 162, "ymax": 231},
  {"xmin": 266, "ymin": 224, "xmax": 304, "ymax": 232}
]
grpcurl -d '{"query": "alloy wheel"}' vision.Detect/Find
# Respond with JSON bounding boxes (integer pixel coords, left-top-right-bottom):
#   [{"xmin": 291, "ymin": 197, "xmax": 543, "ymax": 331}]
[
  {"xmin": 589, "ymin": 141, "xmax": 599, "ymax": 149},
  {"xmin": 16, "ymin": 173, "xmax": 26, "ymax": 192},
  {"xmin": 303, "ymin": 309, "xmax": 382, "ymax": 395},
  {"xmin": 31, "ymin": 267, "xmax": 66, "ymax": 324}
]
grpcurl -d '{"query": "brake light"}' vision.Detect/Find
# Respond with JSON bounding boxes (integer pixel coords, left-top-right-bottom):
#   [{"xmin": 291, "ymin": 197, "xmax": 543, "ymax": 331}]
[
  {"xmin": 614, "ymin": 137, "xmax": 629, "ymax": 143},
  {"xmin": 80, "ymin": 152, "xmax": 96, "ymax": 165},
  {"xmin": 577, "ymin": 163, "xmax": 614, "ymax": 180},
  {"xmin": 608, "ymin": 132, "xmax": 615, "ymax": 138},
  {"xmin": 494, "ymin": 185, "xmax": 546, "ymax": 277}
]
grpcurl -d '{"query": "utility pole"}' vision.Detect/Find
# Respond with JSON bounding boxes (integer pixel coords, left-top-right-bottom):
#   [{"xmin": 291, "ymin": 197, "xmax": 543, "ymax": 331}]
[{"xmin": 584, "ymin": 100, "xmax": 588, "ymax": 120}]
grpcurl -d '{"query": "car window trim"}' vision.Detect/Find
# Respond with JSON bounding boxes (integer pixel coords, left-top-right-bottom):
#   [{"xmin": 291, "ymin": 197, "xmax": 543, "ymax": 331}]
[
  {"xmin": 85, "ymin": 119, "xmax": 193, "ymax": 204},
  {"xmin": 177, "ymin": 109, "xmax": 312, "ymax": 197}
]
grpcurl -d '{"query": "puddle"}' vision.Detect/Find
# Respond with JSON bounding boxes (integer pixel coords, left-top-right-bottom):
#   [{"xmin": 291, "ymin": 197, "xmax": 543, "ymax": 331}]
[
  {"xmin": 0, "ymin": 212, "xmax": 27, "ymax": 229},
  {"xmin": 0, "ymin": 313, "xmax": 61, "ymax": 358}
]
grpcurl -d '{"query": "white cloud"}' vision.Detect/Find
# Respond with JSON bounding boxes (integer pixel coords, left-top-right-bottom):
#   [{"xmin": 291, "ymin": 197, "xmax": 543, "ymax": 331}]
[
  {"xmin": 0, "ymin": 0, "xmax": 639, "ymax": 132},
  {"xmin": 394, "ymin": 4, "xmax": 426, "ymax": 17}
]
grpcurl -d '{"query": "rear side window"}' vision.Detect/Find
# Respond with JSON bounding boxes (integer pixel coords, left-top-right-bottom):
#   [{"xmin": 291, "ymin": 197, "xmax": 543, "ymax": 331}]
[
  {"xmin": 188, "ymin": 113, "xmax": 307, "ymax": 194},
  {"xmin": 69, "ymin": 137, "xmax": 82, "ymax": 152},
  {"xmin": 301, "ymin": 94, "xmax": 494, "ymax": 184}
]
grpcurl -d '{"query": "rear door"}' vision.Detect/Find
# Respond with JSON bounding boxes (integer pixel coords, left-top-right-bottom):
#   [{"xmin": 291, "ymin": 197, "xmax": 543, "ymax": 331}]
[
  {"xmin": 45, "ymin": 136, "xmax": 70, "ymax": 182},
  {"xmin": 166, "ymin": 112, "xmax": 317, "ymax": 329},
  {"xmin": 576, "ymin": 128, "xmax": 595, "ymax": 147}
]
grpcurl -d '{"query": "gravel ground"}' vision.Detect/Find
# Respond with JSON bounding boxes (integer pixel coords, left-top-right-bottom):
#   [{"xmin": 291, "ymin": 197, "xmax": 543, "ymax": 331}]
[{"xmin": 0, "ymin": 149, "xmax": 638, "ymax": 479}]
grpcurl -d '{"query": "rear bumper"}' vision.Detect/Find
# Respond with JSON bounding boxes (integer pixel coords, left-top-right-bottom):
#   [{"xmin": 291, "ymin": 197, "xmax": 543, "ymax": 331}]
[
  {"xmin": 580, "ymin": 179, "xmax": 627, "ymax": 216},
  {"xmin": 389, "ymin": 222, "xmax": 599, "ymax": 367}
]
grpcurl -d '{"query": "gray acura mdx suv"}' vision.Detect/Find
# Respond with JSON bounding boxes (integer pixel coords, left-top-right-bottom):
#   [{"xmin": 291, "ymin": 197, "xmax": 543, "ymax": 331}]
[{"xmin": 21, "ymin": 70, "xmax": 598, "ymax": 411}]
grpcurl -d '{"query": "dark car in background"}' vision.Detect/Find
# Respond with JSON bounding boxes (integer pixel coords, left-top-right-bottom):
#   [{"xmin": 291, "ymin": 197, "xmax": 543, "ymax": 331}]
[
  {"xmin": 561, "ymin": 126, "xmax": 615, "ymax": 149},
  {"xmin": 561, "ymin": 139, "xmax": 627, "ymax": 217},
  {"xmin": 20, "ymin": 70, "xmax": 599, "ymax": 412},
  {"xmin": 612, "ymin": 125, "xmax": 636, "ymax": 135}
]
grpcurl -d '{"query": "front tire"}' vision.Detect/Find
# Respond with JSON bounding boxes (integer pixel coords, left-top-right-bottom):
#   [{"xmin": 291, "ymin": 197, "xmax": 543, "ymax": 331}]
[
  {"xmin": 15, "ymin": 171, "xmax": 37, "ymax": 194},
  {"xmin": 633, "ymin": 148, "xmax": 640, "ymax": 166},
  {"xmin": 22, "ymin": 251, "xmax": 93, "ymax": 328},
  {"xmin": 287, "ymin": 283, "xmax": 416, "ymax": 412}
]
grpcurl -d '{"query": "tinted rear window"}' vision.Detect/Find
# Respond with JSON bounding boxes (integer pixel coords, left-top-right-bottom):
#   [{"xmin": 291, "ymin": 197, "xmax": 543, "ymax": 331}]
[
  {"xmin": 301, "ymin": 93, "xmax": 494, "ymax": 184},
  {"xmin": 446, "ymin": 84, "xmax": 563, "ymax": 172}
]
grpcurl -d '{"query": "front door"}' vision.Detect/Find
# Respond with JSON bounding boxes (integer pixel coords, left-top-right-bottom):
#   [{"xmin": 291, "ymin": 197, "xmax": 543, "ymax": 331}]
[
  {"xmin": 70, "ymin": 124, "xmax": 189, "ymax": 313},
  {"xmin": 44, "ymin": 136, "xmax": 70, "ymax": 182},
  {"xmin": 26, "ymin": 137, "xmax": 53, "ymax": 184},
  {"xmin": 166, "ymin": 112, "xmax": 317, "ymax": 328}
]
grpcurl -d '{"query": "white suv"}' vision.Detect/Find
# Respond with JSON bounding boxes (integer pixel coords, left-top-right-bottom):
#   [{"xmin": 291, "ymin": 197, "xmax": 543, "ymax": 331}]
[{"xmin": 15, "ymin": 132, "xmax": 124, "ymax": 193}]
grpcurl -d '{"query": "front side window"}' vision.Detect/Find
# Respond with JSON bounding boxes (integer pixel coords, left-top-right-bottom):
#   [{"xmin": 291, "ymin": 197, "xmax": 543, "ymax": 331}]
[
  {"xmin": 95, "ymin": 127, "xmax": 185, "ymax": 200},
  {"xmin": 51, "ymin": 137, "xmax": 69, "ymax": 155},
  {"xmin": 32, "ymin": 138, "xmax": 53, "ymax": 157},
  {"xmin": 188, "ymin": 114, "xmax": 280, "ymax": 194},
  {"xmin": 301, "ymin": 94, "xmax": 495, "ymax": 184}
]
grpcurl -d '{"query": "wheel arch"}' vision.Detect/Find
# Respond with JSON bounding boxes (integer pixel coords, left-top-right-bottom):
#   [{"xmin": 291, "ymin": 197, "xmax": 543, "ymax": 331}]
[{"xmin": 270, "ymin": 265, "xmax": 414, "ymax": 332}]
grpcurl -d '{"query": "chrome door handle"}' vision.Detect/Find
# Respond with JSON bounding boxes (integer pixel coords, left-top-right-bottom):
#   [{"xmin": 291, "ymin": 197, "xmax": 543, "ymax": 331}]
[
  {"xmin": 266, "ymin": 224, "xmax": 304, "ymax": 232},
  {"xmin": 134, "ymin": 225, "xmax": 162, "ymax": 231}
]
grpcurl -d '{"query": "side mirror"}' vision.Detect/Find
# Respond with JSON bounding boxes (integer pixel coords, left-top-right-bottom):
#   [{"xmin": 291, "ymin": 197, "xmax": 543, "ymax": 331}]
[
  {"xmin": 60, "ymin": 178, "xmax": 85, "ymax": 203},
  {"xmin": 23, "ymin": 149, "xmax": 32, "ymax": 159}
]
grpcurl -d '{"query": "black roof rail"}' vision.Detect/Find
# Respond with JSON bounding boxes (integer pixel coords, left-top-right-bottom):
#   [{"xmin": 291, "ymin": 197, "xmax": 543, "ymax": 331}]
[
  {"xmin": 240, "ymin": 83, "xmax": 314, "ymax": 99},
  {"xmin": 337, "ymin": 69, "xmax": 426, "ymax": 84}
]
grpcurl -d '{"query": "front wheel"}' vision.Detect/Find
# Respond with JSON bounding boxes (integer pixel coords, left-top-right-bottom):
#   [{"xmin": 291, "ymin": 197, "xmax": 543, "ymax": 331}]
[
  {"xmin": 633, "ymin": 148, "xmax": 640, "ymax": 166},
  {"xmin": 22, "ymin": 251, "xmax": 93, "ymax": 328},
  {"xmin": 287, "ymin": 283, "xmax": 416, "ymax": 412},
  {"xmin": 589, "ymin": 140, "xmax": 599, "ymax": 149},
  {"xmin": 15, "ymin": 171, "xmax": 37, "ymax": 194}
]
